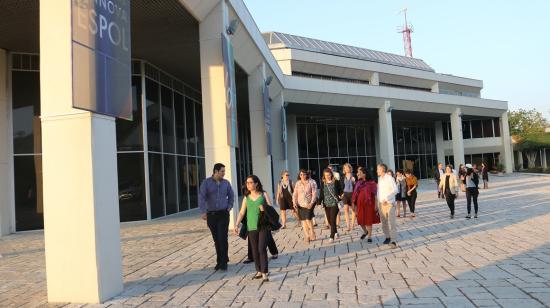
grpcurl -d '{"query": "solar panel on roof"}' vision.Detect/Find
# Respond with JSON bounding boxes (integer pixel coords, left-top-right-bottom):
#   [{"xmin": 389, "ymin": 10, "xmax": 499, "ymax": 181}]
[{"xmin": 264, "ymin": 32, "xmax": 434, "ymax": 72}]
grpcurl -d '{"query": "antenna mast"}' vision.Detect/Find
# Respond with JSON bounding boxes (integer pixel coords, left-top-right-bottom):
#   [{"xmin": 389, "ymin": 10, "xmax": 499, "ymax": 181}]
[{"xmin": 398, "ymin": 8, "xmax": 414, "ymax": 57}]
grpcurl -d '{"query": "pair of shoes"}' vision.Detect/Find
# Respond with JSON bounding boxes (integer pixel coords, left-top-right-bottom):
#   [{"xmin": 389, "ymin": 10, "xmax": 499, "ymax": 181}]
[
  {"xmin": 218, "ymin": 264, "xmax": 227, "ymax": 271},
  {"xmin": 329, "ymin": 238, "xmax": 334, "ymax": 243},
  {"xmin": 450, "ymin": 214, "xmax": 454, "ymax": 219},
  {"xmin": 313, "ymin": 223, "xmax": 318, "ymax": 227},
  {"xmin": 243, "ymin": 259, "xmax": 253, "ymax": 264},
  {"xmin": 281, "ymin": 225, "xmax": 286, "ymax": 229},
  {"xmin": 262, "ymin": 275, "xmax": 269, "ymax": 282},
  {"xmin": 411, "ymin": 213, "xmax": 416, "ymax": 218},
  {"xmin": 390, "ymin": 242, "xmax": 397, "ymax": 249},
  {"xmin": 360, "ymin": 233, "xmax": 368, "ymax": 240},
  {"xmin": 270, "ymin": 255, "xmax": 278, "ymax": 260},
  {"xmin": 252, "ymin": 273, "xmax": 262, "ymax": 279},
  {"xmin": 465, "ymin": 215, "xmax": 471, "ymax": 219},
  {"xmin": 474, "ymin": 214, "xmax": 478, "ymax": 218},
  {"xmin": 214, "ymin": 264, "xmax": 220, "ymax": 270},
  {"xmin": 335, "ymin": 233, "xmax": 339, "ymax": 239},
  {"xmin": 383, "ymin": 238, "xmax": 391, "ymax": 244},
  {"xmin": 367, "ymin": 238, "xmax": 373, "ymax": 243}
]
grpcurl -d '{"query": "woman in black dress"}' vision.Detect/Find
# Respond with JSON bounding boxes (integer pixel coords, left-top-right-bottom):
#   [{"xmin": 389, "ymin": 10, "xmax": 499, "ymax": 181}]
[{"xmin": 275, "ymin": 170, "xmax": 295, "ymax": 229}]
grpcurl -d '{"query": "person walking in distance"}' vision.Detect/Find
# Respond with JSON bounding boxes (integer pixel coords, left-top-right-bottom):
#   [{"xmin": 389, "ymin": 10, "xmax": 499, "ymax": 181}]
[
  {"xmin": 293, "ymin": 169, "xmax": 318, "ymax": 244},
  {"xmin": 464, "ymin": 164, "xmax": 480, "ymax": 219},
  {"xmin": 353, "ymin": 167, "xmax": 380, "ymax": 242},
  {"xmin": 199, "ymin": 163, "xmax": 235, "ymax": 271},
  {"xmin": 395, "ymin": 170, "xmax": 407, "ymax": 218},
  {"xmin": 481, "ymin": 162, "xmax": 489, "ymax": 189},
  {"xmin": 434, "ymin": 163, "xmax": 444, "ymax": 199},
  {"xmin": 318, "ymin": 168, "xmax": 342, "ymax": 242},
  {"xmin": 405, "ymin": 170, "xmax": 418, "ymax": 218},
  {"xmin": 275, "ymin": 170, "xmax": 296, "ymax": 229},
  {"xmin": 377, "ymin": 164, "xmax": 399, "ymax": 248},
  {"xmin": 458, "ymin": 164, "xmax": 466, "ymax": 192},
  {"xmin": 341, "ymin": 163, "xmax": 356, "ymax": 232},
  {"xmin": 439, "ymin": 164, "xmax": 459, "ymax": 219},
  {"xmin": 234, "ymin": 175, "xmax": 272, "ymax": 282}
]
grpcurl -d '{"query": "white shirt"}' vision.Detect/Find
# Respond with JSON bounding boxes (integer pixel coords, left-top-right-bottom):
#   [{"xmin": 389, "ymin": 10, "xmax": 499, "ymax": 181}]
[{"xmin": 377, "ymin": 174, "xmax": 399, "ymax": 204}]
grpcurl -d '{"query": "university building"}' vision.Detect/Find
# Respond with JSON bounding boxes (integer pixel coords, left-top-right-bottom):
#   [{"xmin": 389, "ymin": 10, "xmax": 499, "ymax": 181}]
[{"xmin": 0, "ymin": 0, "xmax": 513, "ymax": 303}]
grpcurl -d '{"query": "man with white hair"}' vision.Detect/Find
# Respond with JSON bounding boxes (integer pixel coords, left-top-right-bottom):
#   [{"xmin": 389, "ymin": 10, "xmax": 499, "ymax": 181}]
[{"xmin": 376, "ymin": 163, "xmax": 399, "ymax": 248}]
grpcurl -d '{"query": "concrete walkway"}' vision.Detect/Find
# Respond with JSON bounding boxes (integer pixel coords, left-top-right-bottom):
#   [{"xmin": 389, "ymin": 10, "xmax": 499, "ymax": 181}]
[{"xmin": 1, "ymin": 174, "xmax": 549, "ymax": 307}]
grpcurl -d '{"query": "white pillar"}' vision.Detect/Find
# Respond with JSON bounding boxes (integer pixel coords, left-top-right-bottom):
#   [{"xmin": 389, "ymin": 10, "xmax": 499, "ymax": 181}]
[
  {"xmin": 0, "ymin": 48, "xmax": 13, "ymax": 236},
  {"xmin": 499, "ymin": 111, "xmax": 514, "ymax": 173},
  {"xmin": 370, "ymin": 72, "xmax": 380, "ymax": 86},
  {"xmin": 287, "ymin": 114, "xmax": 299, "ymax": 179},
  {"xmin": 40, "ymin": 2, "xmax": 122, "ymax": 303},
  {"xmin": 434, "ymin": 121, "xmax": 445, "ymax": 166},
  {"xmin": 431, "ymin": 82, "xmax": 439, "ymax": 93},
  {"xmin": 199, "ymin": 1, "xmax": 239, "ymax": 227},
  {"xmin": 378, "ymin": 100, "xmax": 395, "ymax": 171},
  {"xmin": 270, "ymin": 92, "xmax": 285, "ymax": 191},
  {"xmin": 248, "ymin": 63, "xmax": 274, "ymax": 196},
  {"xmin": 450, "ymin": 108, "xmax": 465, "ymax": 169}
]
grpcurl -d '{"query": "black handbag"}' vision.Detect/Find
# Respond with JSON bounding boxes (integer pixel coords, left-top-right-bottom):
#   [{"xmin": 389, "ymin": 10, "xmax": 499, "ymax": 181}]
[{"xmin": 262, "ymin": 199, "xmax": 282, "ymax": 231}]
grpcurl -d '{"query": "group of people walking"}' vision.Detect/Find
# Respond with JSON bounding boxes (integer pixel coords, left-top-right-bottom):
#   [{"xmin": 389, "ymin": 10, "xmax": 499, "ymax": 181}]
[
  {"xmin": 199, "ymin": 160, "xmax": 487, "ymax": 281},
  {"xmin": 434, "ymin": 162, "xmax": 486, "ymax": 219}
]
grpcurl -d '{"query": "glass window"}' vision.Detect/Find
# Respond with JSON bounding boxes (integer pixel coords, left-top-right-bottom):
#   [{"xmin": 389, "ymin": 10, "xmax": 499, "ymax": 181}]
[
  {"xmin": 12, "ymin": 71, "xmax": 41, "ymax": 154},
  {"xmin": 116, "ymin": 76, "xmax": 143, "ymax": 151},
  {"xmin": 347, "ymin": 127, "xmax": 357, "ymax": 157},
  {"xmin": 417, "ymin": 127, "xmax": 426, "ymax": 154},
  {"xmin": 483, "ymin": 119, "xmax": 494, "ymax": 138},
  {"xmin": 14, "ymin": 155, "xmax": 43, "ymax": 231},
  {"xmin": 317, "ymin": 124, "xmax": 328, "ymax": 158},
  {"xmin": 186, "ymin": 100, "xmax": 197, "ymax": 156},
  {"xmin": 297, "ymin": 124, "xmax": 308, "ymax": 158},
  {"xmin": 337, "ymin": 126, "xmax": 347, "ymax": 157},
  {"xmin": 196, "ymin": 104, "xmax": 205, "ymax": 157},
  {"xmin": 188, "ymin": 157, "xmax": 199, "ymax": 209},
  {"xmin": 174, "ymin": 93, "xmax": 186, "ymax": 154},
  {"xmin": 327, "ymin": 125, "xmax": 338, "ymax": 157},
  {"xmin": 177, "ymin": 156, "xmax": 189, "ymax": 211},
  {"xmin": 117, "ymin": 153, "xmax": 146, "ymax": 222},
  {"xmin": 307, "ymin": 124, "xmax": 318, "ymax": 158},
  {"xmin": 471, "ymin": 120, "xmax": 483, "ymax": 138},
  {"xmin": 462, "ymin": 120, "xmax": 471, "ymax": 139},
  {"xmin": 146, "ymin": 79, "xmax": 161, "ymax": 152},
  {"xmin": 307, "ymin": 159, "xmax": 320, "ymax": 186},
  {"xmin": 164, "ymin": 155, "xmax": 178, "ymax": 215},
  {"xmin": 367, "ymin": 126, "xmax": 376, "ymax": 156},
  {"xmin": 493, "ymin": 118, "xmax": 501, "ymax": 137},
  {"xmin": 149, "ymin": 153, "xmax": 165, "ymax": 218},
  {"xmin": 355, "ymin": 127, "xmax": 366, "ymax": 156},
  {"xmin": 161, "ymin": 86, "xmax": 175, "ymax": 153},
  {"xmin": 442, "ymin": 122, "xmax": 449, "ymax": 141}
]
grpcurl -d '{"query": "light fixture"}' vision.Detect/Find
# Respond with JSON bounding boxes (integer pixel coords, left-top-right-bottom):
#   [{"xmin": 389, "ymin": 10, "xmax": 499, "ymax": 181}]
[
  {"xmin": 265, "ymin": 75, "xmax": 273, "ymax": 86},
  {"xmin": 226, "ymin": 19, "xmax": 239, "ymax": 35}
]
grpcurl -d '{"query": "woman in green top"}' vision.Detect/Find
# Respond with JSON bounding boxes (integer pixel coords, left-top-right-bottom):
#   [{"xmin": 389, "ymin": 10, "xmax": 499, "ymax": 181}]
[
  {"xmin": 318, "ymin": 168, "xmax": 342, "ymax": 242},
  {"xmin": 234, "ymin": 175, "xmax": 272, "ymax": 282}
]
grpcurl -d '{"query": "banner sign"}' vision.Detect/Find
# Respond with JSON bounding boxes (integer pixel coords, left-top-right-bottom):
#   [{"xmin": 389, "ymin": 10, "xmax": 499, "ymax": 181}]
[
  {"xmin": 221, "ymin": 32, "xmax": 238, "ymax": 147},
  {"xmin": 263, "ymin": 84, "xmax": 272, "ymax": 155},
  {"xmin": 71, "ymin": 0, "xmax": 133, "ymax": 120}
]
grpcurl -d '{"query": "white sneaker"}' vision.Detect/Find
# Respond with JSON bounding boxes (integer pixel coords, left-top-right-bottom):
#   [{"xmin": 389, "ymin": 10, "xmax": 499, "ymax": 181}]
[
  {"xmin": 335, "ymin": 233, "xmax": 339, "ymax": 239},
  {"xmin": 329, "ymin": 238, "xmax": 334, "ymax": 243}
]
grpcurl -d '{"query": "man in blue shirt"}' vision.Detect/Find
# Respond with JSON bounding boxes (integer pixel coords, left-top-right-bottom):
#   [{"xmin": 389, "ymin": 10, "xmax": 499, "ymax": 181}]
[{"xmin": 199, "ymin": 163, "xmax": 235, "ymax": 271}]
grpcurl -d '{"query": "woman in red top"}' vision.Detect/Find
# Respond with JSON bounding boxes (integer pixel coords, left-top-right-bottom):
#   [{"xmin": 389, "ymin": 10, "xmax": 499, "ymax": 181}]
[{"xmin": 352, "ymin": 167, "xmax": 380, "ymax": 242}]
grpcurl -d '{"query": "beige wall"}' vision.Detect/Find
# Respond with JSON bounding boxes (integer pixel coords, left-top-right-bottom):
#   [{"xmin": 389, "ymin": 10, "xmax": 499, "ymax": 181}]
[{"xmin": 0, "ymin": 49, "xmax": 13, "ymax": 236}]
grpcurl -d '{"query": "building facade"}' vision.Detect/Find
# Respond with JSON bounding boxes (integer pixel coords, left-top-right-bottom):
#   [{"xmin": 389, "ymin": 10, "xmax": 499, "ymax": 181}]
[{"xmin": 0, "ymin": 0, "xmax": 513, "ymax": 303}]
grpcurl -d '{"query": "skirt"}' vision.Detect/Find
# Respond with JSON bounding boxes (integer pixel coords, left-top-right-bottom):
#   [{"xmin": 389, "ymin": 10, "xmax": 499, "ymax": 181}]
[
  {"xmin": 297, "ymin": 206, "xmax": 314, "ymax": 221},
  {"xmin": 342, "ymin": 192, "xmax": 353, "ymax": 205}
]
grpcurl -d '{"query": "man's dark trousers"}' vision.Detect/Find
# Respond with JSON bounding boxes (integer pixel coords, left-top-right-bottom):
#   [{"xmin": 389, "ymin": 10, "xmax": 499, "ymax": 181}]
[{"xmin": 207, "ymin": 210, "xmax": 230, "ymax": 268}]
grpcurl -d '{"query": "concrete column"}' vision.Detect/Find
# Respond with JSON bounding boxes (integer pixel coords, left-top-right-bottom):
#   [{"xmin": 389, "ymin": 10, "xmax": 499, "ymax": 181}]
[
  {"xmin": 248, "ymin": 63, "xmax": 274, "ymax": 196},
  {"xmin": 378, "ymin": 100, "xmax": 395, "ymax": 171},
  {"xmin": 434, "ymin": 121, "xmax": 445, "ymax": 166},
  {"xmin": 431, "ymin": 82, "xmax": 439, "ymax": 93},
  {"xmin": 287, "ymin": 114, "xmax": 299, "ymax": 179},
  {"xmin": 370, "ymin": 72, "xmax": 379, "ymax": 86},
  {"xmin": 0, "ymin": 49, "xmax": 13, "ymax": 236},
  {"xmin": 450, "ymin": 108, "xmax": 465, "ymax": 169},
  {"xmin": 199, "ymin": 1, "xmax": 239, "ymax": 227},
  {"xmin": 499, "ymin": 111, "xmax": 514, "ymax": 173},
  {"xmin": 40, "ymin": 2, "xmax": 122, "ymax": 303},
  {"xmin": 269, "ymin": 92, "xmax": 285, "ymax": 191}
]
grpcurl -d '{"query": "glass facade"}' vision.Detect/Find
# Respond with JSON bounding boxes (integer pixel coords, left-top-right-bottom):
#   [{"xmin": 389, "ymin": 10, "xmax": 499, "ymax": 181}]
[
  {"xmin": 445, "ymin": 152, "xmax": 500, "ymax": 170},
  {"xmin": 443, "ymin": 118, "xmax": 501, "ymax": 140},
  {"xmin": 393, "ymin": 122, "xmax": 438, "ymax": 179},
  {"xmin": 296, "ymin": 117, "xmax": 377, "ymax": 184},
  {"xmin": 9, "ymin": 54, "xmax": 205, "ymax": 231}
]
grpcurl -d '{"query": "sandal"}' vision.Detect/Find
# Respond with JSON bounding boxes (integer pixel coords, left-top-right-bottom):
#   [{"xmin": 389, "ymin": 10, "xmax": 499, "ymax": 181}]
[{"xmin": 252, "ymin": 273, "xmax": 262, "ymax": 279}]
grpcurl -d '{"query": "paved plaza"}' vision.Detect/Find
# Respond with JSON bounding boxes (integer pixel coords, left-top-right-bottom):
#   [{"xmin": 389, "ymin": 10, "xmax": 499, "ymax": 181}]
[{"xmin": 1, "ymin": 174, "xmax": 549, "ymax": 307}]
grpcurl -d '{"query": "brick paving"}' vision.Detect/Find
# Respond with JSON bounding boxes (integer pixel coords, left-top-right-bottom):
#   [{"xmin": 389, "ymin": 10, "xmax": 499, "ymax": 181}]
[{"xmin": 1, "ymin": 173, "xmax": 549, "ymax": 307}]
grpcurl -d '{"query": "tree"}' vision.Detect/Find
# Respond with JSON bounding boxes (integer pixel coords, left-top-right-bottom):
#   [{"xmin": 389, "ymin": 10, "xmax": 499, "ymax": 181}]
[{"xmin": 508, "ymin": 109, "xmax": 548, "ymax": 138}]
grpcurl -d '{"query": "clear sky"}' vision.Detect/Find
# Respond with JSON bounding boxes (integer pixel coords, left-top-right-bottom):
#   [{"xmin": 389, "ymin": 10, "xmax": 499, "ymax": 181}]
[{"xmin": 243, "ymin": 0, "xmax": 550, "ymax": 120}]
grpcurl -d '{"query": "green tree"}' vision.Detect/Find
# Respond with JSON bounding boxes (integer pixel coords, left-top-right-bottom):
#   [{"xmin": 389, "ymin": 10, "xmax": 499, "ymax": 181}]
[{"xmin": 508, "ymin": 109, "xmax": 548, "ymax": 137}]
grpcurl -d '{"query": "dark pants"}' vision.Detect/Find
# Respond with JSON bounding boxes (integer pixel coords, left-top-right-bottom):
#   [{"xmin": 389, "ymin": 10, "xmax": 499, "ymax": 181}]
[
  {"xmin": 324, "ymin": 206, "xmax": 339, "ymax": 239},
  {"xmin": 248, "ymin": 229, "xmax": 268, "ymax": 274},
  {"xmin": 247, "ymin": 231, "xmax": 278, "ymax": 260},
  {"xmin": 466, "ymin": 187, "xmax": 479, "ymax": 214},
  {"xmin": 206, "ymin": 210, "xmax": 229, "ymax": 267},
  {"xmin": 445, "ymin": 191, "xmax": 455, "ymax": 215},
  {"xmin": 407, "ymin": 190, "xmax": 417, "ymax": 213}
]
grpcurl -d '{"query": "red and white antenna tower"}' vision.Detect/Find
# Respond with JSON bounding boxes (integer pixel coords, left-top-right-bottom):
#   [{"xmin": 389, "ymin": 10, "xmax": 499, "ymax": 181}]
[{"xmin": 398, "ymin": 7, "xmax": 414, "ymax": 57}]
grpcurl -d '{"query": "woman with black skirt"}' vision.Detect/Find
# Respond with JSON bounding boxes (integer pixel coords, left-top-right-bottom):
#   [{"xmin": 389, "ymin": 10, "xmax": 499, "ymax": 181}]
[{"xmin": 439, "ymin": 165, "xmax": 459, "ymax": 219}]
